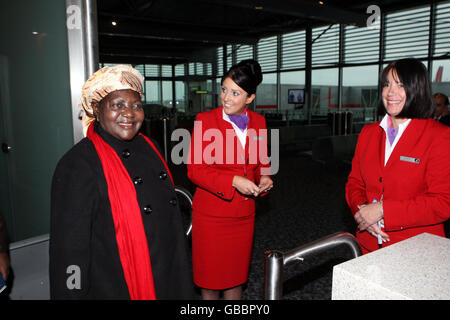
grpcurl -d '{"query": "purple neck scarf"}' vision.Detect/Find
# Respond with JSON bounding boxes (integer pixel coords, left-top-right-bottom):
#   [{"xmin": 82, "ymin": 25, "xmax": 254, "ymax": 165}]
[
  {"xmin": 387, "ymin": 116, "xmax": 399, "ymax": 146},
  {"xmin": 387, "ymin": 127, "xmax": 399, "ymax": 146},
  {"xmin": 228, "ymin": 113, "xmax": 249, "ymax": 131}
]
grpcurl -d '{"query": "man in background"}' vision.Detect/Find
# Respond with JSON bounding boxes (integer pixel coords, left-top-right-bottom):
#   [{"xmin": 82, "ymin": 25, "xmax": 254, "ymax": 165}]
[{"xmin": 433, "ymin": 92, "xmax": 450, "ymax": 126}]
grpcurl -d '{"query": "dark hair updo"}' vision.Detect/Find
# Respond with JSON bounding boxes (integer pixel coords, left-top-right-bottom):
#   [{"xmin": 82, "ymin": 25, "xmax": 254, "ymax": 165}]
[{"xmin": 222, "ymin": 59, "xmax": 263, "ymax": 95}]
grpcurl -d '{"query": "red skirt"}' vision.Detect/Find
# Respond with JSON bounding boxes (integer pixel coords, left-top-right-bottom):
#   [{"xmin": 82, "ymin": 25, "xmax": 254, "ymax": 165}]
[{"xmin": 192, "ymin": 211, "xmax": 255, "ymax": 290}]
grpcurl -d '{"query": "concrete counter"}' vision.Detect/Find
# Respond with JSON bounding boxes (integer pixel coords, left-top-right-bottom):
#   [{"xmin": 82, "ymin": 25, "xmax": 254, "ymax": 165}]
[{"xmin": 332, "ymin": 233, "xmax": 450, "ymax": 300}]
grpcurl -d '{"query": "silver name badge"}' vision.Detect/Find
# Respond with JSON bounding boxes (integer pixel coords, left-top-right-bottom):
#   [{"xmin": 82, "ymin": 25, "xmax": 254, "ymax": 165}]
[
  {"xmin": 253, "ymin": 136, "xmax": 264, "ymax": 141},
  {"xmin": 400, "ymin": 156, "xmax": 420, "ymax": 164}
]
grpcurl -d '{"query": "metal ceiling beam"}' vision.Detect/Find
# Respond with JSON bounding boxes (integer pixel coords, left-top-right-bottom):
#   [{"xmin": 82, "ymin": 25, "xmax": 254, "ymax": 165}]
[
  {"xmin": 97, "ymin": 17, "xmax": 258, "ymax": 45},
  {"xmin": 200, "ymin": 0, "xmax": 368, "ymax": 27}
]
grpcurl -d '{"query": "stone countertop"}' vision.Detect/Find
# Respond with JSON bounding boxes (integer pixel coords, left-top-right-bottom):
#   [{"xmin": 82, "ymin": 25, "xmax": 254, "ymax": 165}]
[{"xmin": 332, "ymin": 233, "xmax": 450, "ymax": 300}]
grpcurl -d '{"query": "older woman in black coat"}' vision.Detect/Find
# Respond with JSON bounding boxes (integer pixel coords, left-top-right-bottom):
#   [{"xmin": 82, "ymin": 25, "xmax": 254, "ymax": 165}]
[{"xmin": 50, "ymin": 65, "xmax": 193, "ymax": 299}]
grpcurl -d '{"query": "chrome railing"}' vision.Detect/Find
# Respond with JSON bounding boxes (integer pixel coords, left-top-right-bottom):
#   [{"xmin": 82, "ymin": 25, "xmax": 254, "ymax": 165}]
[
  {"xmin": 264, "ymin": 231, "xmax": 361, "ymax": 300},
  {"xmin": 174, "ymin": 186, "xmax": 193, "ymax": 237}
]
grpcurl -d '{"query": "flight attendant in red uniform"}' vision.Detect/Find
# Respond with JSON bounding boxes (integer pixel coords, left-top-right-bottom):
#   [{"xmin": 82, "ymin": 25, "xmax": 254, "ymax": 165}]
[
  {"xmin": 188, "ymin": 60, "xmax": 273, "ymax": 300},
  {"xmin": 346, "ymin": 58, "xmax": 450, "ymax": 254}
]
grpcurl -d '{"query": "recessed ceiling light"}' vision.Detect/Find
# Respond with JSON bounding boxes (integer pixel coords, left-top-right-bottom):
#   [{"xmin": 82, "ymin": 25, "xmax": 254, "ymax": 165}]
[
  {"xmin": 111, "ymin": 21, "xmax": 117, "ymax": 26},
  {"xmin": 319, "ymin": 1, "xmax": 324, "ymax": 4}
]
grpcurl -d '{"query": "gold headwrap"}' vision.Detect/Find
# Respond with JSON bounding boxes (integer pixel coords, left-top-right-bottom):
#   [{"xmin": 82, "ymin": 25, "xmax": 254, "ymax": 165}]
[{"xmin": 79, "ymin": 64, "xmax": 144, "ymax": 136}]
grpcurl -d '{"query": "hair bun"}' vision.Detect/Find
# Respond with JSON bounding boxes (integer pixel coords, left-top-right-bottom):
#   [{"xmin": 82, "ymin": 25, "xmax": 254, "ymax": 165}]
[{"xmin": 237, "ymin": 59, "xmax": 263, "ymax": 86}]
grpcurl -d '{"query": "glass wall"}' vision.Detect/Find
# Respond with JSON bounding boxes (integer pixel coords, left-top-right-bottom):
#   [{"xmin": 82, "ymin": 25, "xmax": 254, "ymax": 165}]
[
  {"xmin": 255, "ymin": 73, "xmax": 277, "ymax": 108},
  {"xmin": 431, "ymin": 59, "xmax": 450, "ymax": 97},
  {"xmin": 109, "ymin": 1, "xmax": 450, "ymax": 124},
  {"xmin": 311, "ymin": 68, "xmax": 339, "ymax": 116},
  {"xmin": 280, "ymin": 71, "xmax": 305, "ymax": 120},
  {"xmin": 161, "ymin": 80, "xmax": 172, "ymax": 108},
  {"xmin": 145, "ymin": 80, "xmax": 160, "ymax": 104},
  {"xmin": 342, "ymin": 65, "xmax": 379, "ymax": 122},
  {"xmin": 175, "ymin": 81, "xmax": 187, "ymax": 112}
]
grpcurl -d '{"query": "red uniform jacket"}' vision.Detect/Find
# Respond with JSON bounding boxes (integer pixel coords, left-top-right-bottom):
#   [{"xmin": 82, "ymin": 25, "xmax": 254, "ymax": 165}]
[
  {"xmin": 187, "ymin": 106, "xmax": 270, "ymax": 218},
  {"xmin": 346, "ymin": 118, "xmax": 450, "ymax": 252}
]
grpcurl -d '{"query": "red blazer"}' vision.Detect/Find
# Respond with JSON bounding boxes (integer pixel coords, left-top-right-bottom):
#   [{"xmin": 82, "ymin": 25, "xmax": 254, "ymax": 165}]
[
  {"xmin": 187, "ymin": 106, "xmax": 270, "ymax": 218},
  {"xmin": 346, "ymin": 118, "xmax": 450, "ymax": 252}
]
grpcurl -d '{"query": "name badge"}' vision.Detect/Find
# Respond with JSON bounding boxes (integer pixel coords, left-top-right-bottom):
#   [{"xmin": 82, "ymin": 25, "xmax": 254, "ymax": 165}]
[
  {"xmin": 253, "ymin": 136, "xmax": 264, "ymax": 141},
  {"xmin": 400, "ymin": 156, "xmax": 420, "ymax": 164}
]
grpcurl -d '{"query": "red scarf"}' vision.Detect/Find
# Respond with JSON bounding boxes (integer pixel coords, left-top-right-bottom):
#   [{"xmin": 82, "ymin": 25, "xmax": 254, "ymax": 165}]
[{"xmin": 87, "ymin": 123, "xmax": 173, "ymax": 299}]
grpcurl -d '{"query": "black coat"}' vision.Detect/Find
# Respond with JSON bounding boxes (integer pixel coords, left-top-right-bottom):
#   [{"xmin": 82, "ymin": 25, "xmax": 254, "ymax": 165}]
[
  {"xmin": 49, "ymin": 123, "xmax": 193, "ymax": 299},
  {"xmin": 439, "ymin": 114, "xmax": 450, "ymax": 126}
]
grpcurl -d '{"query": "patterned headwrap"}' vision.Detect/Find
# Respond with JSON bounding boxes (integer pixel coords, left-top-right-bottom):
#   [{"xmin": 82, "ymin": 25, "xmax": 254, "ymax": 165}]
[{"xmin": 79, "ymin": 64, "xmax": 144, "ymax": 136}]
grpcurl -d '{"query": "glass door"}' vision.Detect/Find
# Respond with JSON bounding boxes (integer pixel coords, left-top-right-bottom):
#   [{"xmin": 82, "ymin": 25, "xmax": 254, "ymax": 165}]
[{"xmin": 0, "ymin": 0, "xmax": 74, "ymax": 241}]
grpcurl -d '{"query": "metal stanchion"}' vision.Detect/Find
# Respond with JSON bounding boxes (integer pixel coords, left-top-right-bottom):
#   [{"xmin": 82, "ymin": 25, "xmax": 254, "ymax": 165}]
[
  {"xmin": 264, "ymin": 250, "xmax": 284, "ymax": 300},
  {"xmin": 264, "ymin": 232, "xmax": 361, "ymax": 300}
]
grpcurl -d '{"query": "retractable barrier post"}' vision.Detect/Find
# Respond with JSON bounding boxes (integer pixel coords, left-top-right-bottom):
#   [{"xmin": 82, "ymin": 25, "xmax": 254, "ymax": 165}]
[
  {"xmin": 264, "ymin": 232, "xmax": 361, "ymax": 300},
  {"xmin": 264, "ymin": 250, "xmax": 284, "ymax": 300}
]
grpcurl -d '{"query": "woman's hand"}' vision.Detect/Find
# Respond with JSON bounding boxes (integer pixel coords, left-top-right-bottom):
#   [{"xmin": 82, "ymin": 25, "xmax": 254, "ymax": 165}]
[
  {"xmin": 365, "ymin": 220, "xmax": 390, "ymax": 242},
  {"xmin": 232, "ymin": 176, "xmax": 260, "ymax": 196},
  {"xmin": 355, "ymin": 203, "xmax": 390, "ymax": 242},
  {"xmin": 258, "ymin": 175, "xmax": 273, "ymax": 194}
]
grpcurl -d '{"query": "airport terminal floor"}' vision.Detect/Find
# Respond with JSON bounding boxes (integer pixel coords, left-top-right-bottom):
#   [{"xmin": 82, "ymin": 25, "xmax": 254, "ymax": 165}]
[
  {"xmin": 171, "ymin": 150, "xmax": 367, "ymax": 300},
  {"xmin": 171, "ymin": 148, "xmax": 450, "ymax": 300}
]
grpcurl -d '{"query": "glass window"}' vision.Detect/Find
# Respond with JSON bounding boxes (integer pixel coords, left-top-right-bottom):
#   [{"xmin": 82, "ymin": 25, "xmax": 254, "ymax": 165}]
[
  {"xmin": 236, "ymin": 44, "xmax": 254, "ymax": 63},
  {"xmin": 312, "ymin": 24, "xmax": 339, "ymax": 67},
  {"xmin": 384, "ymin": 6, "xmax": 430, "ymax": 60},
  {"xmin": 342, "ymin": 65, "xmax": 379, "ymax": 122},
  {"xmin": 280, "ymin": 71, "xmax": 305, "ymax": 110},
  {"xmin": 281, "ymin": 30, "xmax": 306, "ymax": 70},
  {"xmin": 431, "ymin": 59, "xmax": 450, "ymax": 100},
  {"xmin": 175, "ymin": 64, "xmax": 185, "ymax": 76},
  {"xmin": 216, "ymin": 77, "xmax": 222, "ymax": 106},
  {"xmin": 433, "ymin": 1, "xmax": 450, "ymax": 57},
  {"xmin": 280, "ymin": 71, "xmax": 306, "ymax": 121},
  {"xmin": 161, "ymin": 65, "xmax": 172, "ymax": 77},
  {"xmin": 134, "ymin": 64, "xmax": 145, "ymax": 76},
  {"xmin": 161, "ymin": 80, "xmax": 172, "ymax": 108},
  {"xmin": 255, "ymin": 73, "xmax": 277, "ymax": 107},
  {"xmin": 311, "ymin": 68, "xmax": 338, "ymax": 115},
  {"xmin": 195, "ymin": 62, "xmax": 204, "ymax": 75},
  {"xmin": 205, "ymin": 63, "xmax": 212, "ymax": 76},
  {"xmin": 145, "ymin": 80, "xmax": 160, "ymax": 104},
  {"xmin": 145, "ymin": 64, "xmax": 159, "ymax": 77},
  {"xmin": 344, "ymin": 25, "xmax": 379, "ymax": 63},
  {"xmin": 188, "ymin": 63, "xmax": 195, "ymax": 75},
  {"xmin": 227, "ymin": 44, "xmax": 233, "ymax": 70},
  {"xmin": 257, "ymin": 36, "xmax": 278, "ymax": 73},
  {"xmin": 217, "ymin": 46, "xmax": 224, "ymax": 76},
  {"xmin": 175, "ymin": 81, "xmax": 187, "ymax": 112}
]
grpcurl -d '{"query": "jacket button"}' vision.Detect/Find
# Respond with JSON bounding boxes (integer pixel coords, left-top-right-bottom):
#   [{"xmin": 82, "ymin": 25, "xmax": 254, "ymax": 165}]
[
  {"xmin": 122, "ymin": 149, "xmax": 131, "ymax": 158},
  {"xmin": 169, "ymin": 198, "xmax": 177, "ymax": 206},
  {"xmin": 143, "ymin": 205, "xmax": 152, "ymax": 214},
  {"xmin": 134, "ymin": 176, "xmax": 143, "ymax": 185},
  {"xmin": 159, "ymin": 171, "xmax": 168, "ymax": 180},
  {"xmin": 379, "ymin": 177, "xmax": 383, "ymax": 182}
]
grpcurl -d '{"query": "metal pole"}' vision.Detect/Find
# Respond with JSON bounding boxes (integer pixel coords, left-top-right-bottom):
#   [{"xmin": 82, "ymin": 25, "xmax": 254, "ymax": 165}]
[
  {"xmin": 65, "ymin": 0, "xmax": 99, "ymax": 143},
  {"xmin": 283, "ymin": 232, "xmax": 361, "ymax": 265},
  {"xmin": 264, "ymin": 250, "xmax": 284, "ymax": 300},
  {"xmin": 83, "ymin": 0, "xmax": 98, "ymax": 76},
  {"xmin": 264, "ymin": 232, "xmax": 361, "ymax": 300},
  {"xmin": 163, "ymin": 118, "xmax": 168, "ymax": 162}
]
